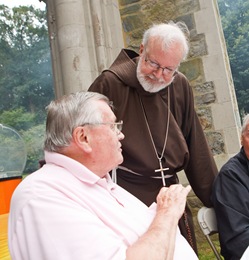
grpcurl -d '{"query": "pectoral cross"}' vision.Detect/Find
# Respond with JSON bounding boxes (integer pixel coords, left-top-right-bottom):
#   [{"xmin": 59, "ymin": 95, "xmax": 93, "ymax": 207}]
[{"xmin": 155, "ymin": 158, "xmax": 169, "ymax": 187}]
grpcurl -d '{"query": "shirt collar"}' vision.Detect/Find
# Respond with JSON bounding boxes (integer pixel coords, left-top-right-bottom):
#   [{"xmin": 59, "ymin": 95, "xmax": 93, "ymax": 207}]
[{"xmin": 44, "ymin": 151, "xmax": 116, "ymax": 190}]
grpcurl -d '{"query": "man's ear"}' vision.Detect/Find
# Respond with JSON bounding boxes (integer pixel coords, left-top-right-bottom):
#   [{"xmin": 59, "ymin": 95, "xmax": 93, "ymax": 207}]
[
  {"xmin": 139, "ymin": 44, "xmax": 144, "ymax": 55},
  {"xmin": 73, "ymin": 127, "xmax": 92, "ymax": 153}
]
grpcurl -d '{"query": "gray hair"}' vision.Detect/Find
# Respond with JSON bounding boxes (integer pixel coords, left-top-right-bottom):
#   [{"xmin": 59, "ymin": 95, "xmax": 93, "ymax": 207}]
[
  {"xmin": 142, "ymin": 21, "xmax": 190, "ymax": 61},
  {"xmin": 241, "ymin": 114, "xmax": 249, "ymax": 134},
  {"xmin": 44, "ymin": 91, "xmax": 110, "ymax": 152}
]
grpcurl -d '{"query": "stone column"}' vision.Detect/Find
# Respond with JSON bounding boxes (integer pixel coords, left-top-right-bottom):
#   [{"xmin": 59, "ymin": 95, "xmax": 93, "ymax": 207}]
[
  {"xmin": 194, "ymin": 0, "xmax": 241, "ymax": 167},
  {"xmin": 46, "ymin": 0, "xmax": 124, "ymax": 97}
]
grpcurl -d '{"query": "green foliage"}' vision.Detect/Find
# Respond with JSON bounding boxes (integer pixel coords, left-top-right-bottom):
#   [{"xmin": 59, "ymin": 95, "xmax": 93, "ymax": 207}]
[
  {"xmin": 0, "ymin": 125, "xmax": 27, "ymax": 176},
  {"xmin": 0, "ymin": 111, "xmax": 45, "ymax": 173},
  {"xmin": 198, "ymin": 237, "xmax": 223, "ymax": 260},
  {"xmin": 21, "ymin": 124, "xmax": 45, "ymax": 173},
  {"xmin": 0, "ymin": 5, "xmax": 53, "ymax": 174},
  {"xmin": 0, "ymin": 4, "xmax": 54, "ymax": 113},
  {"xmin": 218, "ymin": 0, "xmax": 249, "ymax": 115},
  {"xmin": 0, "ymin": 108, "xmax": 36, "ymax": 131}
]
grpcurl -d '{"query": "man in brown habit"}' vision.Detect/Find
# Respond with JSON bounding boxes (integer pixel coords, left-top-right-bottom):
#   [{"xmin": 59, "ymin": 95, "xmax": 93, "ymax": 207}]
[{"xmin": 88, "ymin": 21, "xmax": 218, "ymax": 253}]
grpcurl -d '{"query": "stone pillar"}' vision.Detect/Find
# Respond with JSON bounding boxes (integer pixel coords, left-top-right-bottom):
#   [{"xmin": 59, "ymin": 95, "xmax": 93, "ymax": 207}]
[
  {"xmin": 194, "ymin": 0, "xmax": 241, "ymax": 167},
  {"xmin": 46, "ymin": 0, "xmax": 124, "ymax": 97}
]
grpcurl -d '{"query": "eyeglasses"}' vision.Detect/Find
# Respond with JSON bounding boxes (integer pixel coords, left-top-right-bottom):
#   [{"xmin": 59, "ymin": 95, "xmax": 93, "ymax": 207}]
[
  {"xmin": 84, "ymin": 120, "xmax": 123, "ymax": 135},
  {"xmin": 144, "ymin": 56, "xmax": 178, "ymax": 76}
]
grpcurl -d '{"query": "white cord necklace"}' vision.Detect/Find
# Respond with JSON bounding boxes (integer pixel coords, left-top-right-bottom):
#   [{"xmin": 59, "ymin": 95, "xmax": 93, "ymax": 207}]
[{"xmin": 138, "ymin": 87, "xmax": 170, "ymax": 186}]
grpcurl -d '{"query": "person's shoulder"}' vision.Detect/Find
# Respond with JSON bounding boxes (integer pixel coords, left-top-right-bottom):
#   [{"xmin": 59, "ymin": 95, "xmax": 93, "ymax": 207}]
[
  {"xmin": 174, "ymin": 71, "xmax": 189, "ymax": 82},
  {"xmin": 173, "ymin": 72, "xmax": 191, "ymax": 91},
  {"xmin": 10, "ymin": 170, "xmax": 40, "ymax": 210},
  {"xmin": 102, "ymin": 69, "xmax": 123, "ymax": 80},
  {"xmin": 217, "ymin": 151, "xmax": 245, "ymax": 178},
  {"xmin": 88, "ymin": 70, "xmax": 121, "ymax": 92},
  {"xmin": 171, "ymin": 71, "xmax": 193, "ymax": 101}
]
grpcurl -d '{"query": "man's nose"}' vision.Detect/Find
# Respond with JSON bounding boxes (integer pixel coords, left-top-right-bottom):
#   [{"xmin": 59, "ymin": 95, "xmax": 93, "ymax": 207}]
[
  {"xmin": 118, "ymin": 131, "xmax": 125, "ymax": 140},
  {"xmin": 153, "ymin": 68, "xmax": 164, "ymax": 79}
]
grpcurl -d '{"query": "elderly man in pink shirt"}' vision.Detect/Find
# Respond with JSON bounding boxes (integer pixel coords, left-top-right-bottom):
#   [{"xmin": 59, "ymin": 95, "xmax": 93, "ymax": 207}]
[{"xmin": 8, "ymin": 91, "xmax": 197, "ymax": 260}]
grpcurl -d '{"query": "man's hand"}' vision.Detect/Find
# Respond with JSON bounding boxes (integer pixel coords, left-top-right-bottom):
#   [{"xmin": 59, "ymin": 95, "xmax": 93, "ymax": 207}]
[{"xmin": 156, "ymin": 184, "xmax": 191, "ymax": 219}]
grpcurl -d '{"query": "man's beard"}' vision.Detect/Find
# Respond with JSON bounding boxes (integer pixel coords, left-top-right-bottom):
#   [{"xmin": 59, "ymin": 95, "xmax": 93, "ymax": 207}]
[{"xmin": 136, "ymin": 59, "xmax": 174, "ymax": 93}]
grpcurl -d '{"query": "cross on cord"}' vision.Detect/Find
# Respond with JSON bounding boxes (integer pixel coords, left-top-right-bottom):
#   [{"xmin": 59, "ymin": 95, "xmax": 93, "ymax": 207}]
[{"xmin": 155, "ymin": 159, "xmax": 169, "ymax": 187}]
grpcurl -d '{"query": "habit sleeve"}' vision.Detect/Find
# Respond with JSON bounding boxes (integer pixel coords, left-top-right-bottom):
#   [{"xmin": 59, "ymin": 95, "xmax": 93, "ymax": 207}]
[{"xmin": 171, "ymin": 74, "xmax": 218, "ymax": 207}]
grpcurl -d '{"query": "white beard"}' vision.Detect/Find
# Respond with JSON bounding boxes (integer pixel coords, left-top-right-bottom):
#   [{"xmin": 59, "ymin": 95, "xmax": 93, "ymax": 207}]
[{"xmin": 136, "ymin": 59, "xmax": 174, "ymax": 93}]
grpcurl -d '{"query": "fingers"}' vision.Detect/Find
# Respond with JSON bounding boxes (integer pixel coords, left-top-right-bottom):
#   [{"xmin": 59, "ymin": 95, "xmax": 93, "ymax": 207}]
[
  {"xmin": 185, "ymin": 185, "xmax": 191, "ymax": 193},
  {"xmin": 157, "ymin": 184, "xmax": 192, "ymax": 218},
  {"xmin": 158, "ymin": 184, "xmax": 191, "ymax": 198},
  {"xmin": 162, "ymin": 184, "xmax": 189, "ymax": 203}
]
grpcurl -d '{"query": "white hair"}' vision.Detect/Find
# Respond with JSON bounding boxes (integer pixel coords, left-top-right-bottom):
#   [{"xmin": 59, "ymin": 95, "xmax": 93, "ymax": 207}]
[
  {"xmin": 44, "ymin": 91, "xmax": 110, "ymax": 152},
  {"xmin": 142, "ymin": 21, "xmax": 190, "ymax": 60},
  {"xmin": 242, "ymin": 114, "xmax": 249, "ymax": 134}
]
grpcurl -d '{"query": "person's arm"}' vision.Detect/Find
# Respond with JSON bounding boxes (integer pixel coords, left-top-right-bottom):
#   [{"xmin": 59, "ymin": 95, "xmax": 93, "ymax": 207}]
[
  {"xmin": 126, "ymin": 184, "xmax": 191, "ymax": 260},
  {"xmin": 175, "ymin": 74, "xmax": 218, "ymax": 207}
]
